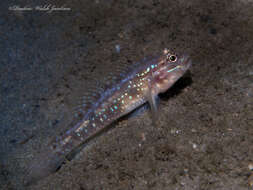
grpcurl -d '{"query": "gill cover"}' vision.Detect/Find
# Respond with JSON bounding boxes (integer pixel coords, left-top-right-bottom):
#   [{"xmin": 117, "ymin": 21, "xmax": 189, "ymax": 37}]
[{"xmin": 147, "ymin": 48, "xmax": 191, "ymax": 125}]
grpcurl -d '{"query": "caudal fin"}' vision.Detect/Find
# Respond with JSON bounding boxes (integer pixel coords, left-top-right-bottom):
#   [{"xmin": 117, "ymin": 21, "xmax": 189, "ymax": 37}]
[{"xmin": 24, "ymin": 149, "xmax": 65, "ymax": 186}]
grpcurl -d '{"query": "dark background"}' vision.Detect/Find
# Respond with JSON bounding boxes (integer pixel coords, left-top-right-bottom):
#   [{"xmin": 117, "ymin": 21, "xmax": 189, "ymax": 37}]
[{"xmin": 0, "ymin": 0, "xmax": 253, "ymax": 189}]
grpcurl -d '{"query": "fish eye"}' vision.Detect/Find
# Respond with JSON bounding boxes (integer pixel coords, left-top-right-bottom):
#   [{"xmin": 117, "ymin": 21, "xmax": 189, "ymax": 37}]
[{"xmin": 168, "ymin": 54, "xmax": 177, "ymax": 62}]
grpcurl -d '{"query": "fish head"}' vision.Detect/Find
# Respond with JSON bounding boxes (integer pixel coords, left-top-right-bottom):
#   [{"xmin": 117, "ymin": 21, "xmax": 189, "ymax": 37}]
[{"xmin": 152, "ymin": 49, "xmax": 191, "ymax": 94}]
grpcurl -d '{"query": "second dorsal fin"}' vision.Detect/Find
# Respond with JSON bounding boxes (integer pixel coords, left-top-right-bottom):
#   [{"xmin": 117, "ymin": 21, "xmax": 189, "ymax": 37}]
[{"xmin": 72, "ymin": 80, "xmax": 106, "ymax": 117}]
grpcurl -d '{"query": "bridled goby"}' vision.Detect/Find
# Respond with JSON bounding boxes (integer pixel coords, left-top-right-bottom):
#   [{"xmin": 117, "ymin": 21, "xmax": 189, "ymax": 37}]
[{"xmin": 26, "ymin": 48, "xmax": 192, "ymax": 185}]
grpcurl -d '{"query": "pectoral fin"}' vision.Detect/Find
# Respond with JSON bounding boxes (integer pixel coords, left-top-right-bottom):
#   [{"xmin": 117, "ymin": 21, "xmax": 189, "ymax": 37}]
[{"xmin": 147, "ymin": 79, "xmax": 159, "ymax": 126}]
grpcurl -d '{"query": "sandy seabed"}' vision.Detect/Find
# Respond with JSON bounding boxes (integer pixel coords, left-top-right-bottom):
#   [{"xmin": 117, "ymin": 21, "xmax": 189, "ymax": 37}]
[{"xmin": 0, "ymin": 0, "xmax": 253, "ymax": 189}]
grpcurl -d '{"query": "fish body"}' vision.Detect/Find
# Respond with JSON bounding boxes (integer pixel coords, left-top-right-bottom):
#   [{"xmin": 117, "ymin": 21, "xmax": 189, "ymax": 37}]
[{"xmin": 26, "ymin": 49, "xmax": 191, "ymax": 185}]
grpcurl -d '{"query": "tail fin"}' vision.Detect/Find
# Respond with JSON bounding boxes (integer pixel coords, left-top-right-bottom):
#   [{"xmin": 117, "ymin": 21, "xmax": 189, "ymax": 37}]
[{"xmin": 24, "ymin": 148, "xmax": 65, "ymax": 186}]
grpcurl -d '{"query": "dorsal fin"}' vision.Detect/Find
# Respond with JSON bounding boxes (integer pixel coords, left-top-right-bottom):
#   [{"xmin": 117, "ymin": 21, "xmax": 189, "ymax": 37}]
[
  {"xmin": 101, "ymin": 57, "xmax": 147, "ymax": 86},
  {"xmin": 72, "ymin": 80, "xmax": 106, "ymax": 117},
  {"xmin": 72, "ymin": 54, "xmax": 157, "ymax": 118}
]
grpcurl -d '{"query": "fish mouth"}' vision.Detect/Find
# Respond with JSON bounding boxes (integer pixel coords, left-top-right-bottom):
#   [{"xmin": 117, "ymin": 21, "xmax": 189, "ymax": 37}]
[{"xmin": 181, "ymin": 55, "xmax": 192, "ymax": 70}]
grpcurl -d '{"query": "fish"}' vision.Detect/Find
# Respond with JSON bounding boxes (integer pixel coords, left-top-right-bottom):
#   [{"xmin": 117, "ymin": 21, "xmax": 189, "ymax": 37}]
[{"xmin": 25, "ymin": 48, "xmax": 191, "ymax": 185}]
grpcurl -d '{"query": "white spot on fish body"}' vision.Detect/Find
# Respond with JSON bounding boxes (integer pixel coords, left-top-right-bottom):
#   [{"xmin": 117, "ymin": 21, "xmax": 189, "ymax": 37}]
[
  {"xmin": 75, "ymin": 120, "xmax": 89, "ymax": 133},
  {"xmin": 61, "ymin": 136, "xmax": 72, "ymax": 145}
]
